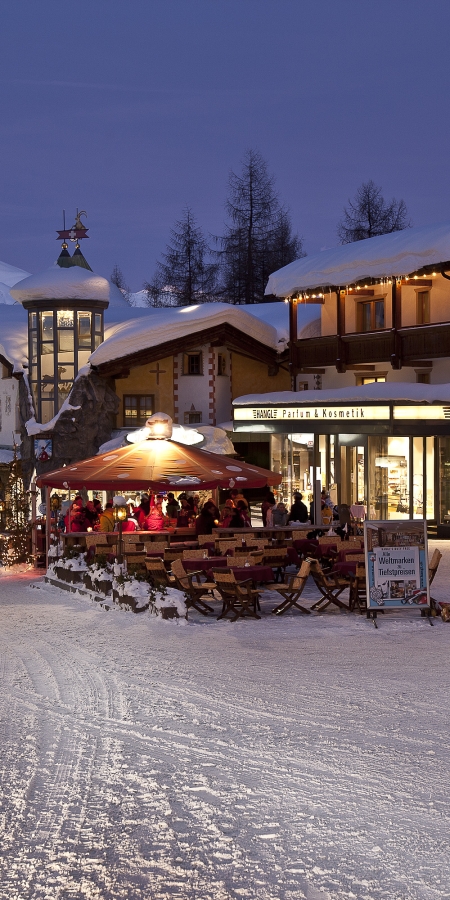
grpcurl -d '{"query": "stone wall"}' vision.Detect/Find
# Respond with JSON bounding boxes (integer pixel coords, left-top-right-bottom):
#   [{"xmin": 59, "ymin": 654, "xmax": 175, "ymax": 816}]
[{"xmin": 20, "ymin": 372, "xmax": 119, "ymax": 486}]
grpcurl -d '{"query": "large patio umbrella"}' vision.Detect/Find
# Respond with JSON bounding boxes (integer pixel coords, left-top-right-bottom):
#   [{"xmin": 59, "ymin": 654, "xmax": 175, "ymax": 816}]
[{"xmin": 36, "ymin": 415, "xmax": 281, "ymax": 492}]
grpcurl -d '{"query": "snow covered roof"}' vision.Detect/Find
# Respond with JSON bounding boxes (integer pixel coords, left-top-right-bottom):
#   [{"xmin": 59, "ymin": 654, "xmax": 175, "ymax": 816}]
[
  {"xmin": 90, "ymin": 302, "xmax": 286, "ymax": 367},
  {"xmin": 0, "ymin": 259, "xmax": 30, "ymax": 288},
  {"xmin": 266, "ymin": 220, "xmax": 450, "ymax": 297},
  {"xmin": 233, "ymin": 381, "xmax": 450, "ymax": 406},
  {"xmin": 10, "ymin": 265, "xmax": 129, "ymax": 308},
  {"xmin": 0, "ymin": 306, "xmax": 28, "ymax": 371}
]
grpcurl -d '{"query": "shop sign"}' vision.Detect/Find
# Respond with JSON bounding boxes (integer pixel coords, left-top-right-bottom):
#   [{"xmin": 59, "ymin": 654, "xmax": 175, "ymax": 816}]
[
  {"xmin": 34, "ymin": 438, "xmax": 52, "ymax": 462},
  {"xmin": 364, "ymin": 520, "xmax": 429, "ymax": 615},
  {"xmin": 393, "ymin": 405, "xmax": 450, "ymax": 420},
  {"xmin": 234, "ymin": 405, "xmax": 390, "ymax": 422}
]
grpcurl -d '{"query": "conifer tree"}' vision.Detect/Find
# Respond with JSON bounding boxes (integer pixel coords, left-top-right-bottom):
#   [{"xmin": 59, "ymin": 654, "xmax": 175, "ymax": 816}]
[
  {"xmin": 218, "ymin": 149, "xmax": 302, "ymax": 304},
  {"xmin": 0, "ymin": 447, "xmax": 32, "ymax": 567},
  {"xmin": 145, "ymin": 208, "xmax": 218, "ymax": 306},
  {"xmin": 337, "ymin": 180, "xmax": 410, "ymax": 243}
]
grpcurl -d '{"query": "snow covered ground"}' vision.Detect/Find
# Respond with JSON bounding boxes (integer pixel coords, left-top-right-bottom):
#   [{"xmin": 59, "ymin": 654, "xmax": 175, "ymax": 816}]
[{"xmin": 0, "ymin": 544, "xmax": 450, "ymax": 900}]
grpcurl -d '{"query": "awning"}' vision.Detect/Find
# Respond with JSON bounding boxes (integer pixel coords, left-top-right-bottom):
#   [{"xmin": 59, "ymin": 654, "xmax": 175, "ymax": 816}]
[{"xmin": 36, "ymin": 438, "xmax": 281, "ymax": 491}]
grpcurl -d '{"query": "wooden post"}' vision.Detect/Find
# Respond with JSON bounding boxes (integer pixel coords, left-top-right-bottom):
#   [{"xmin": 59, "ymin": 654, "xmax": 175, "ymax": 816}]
[
  {"xmin": 45, "ymin": 486, "xmax": 51, "ymax": 571},
  {"xmin": 30, "ymin": 480, "xmax": 37, "ymax": 564},
  {"xmin": 288, "ymin": 298, "xmax": 298, "ymax": 390}
]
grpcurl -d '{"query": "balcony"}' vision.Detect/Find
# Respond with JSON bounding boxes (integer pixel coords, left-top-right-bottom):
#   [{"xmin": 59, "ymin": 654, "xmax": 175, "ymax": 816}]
[{"xmin": 292, "ymin": 323, "xmax": 450, "ymax": 370}]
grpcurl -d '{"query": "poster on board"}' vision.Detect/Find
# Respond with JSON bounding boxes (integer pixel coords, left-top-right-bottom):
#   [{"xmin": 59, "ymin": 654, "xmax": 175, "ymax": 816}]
[{"xmin": 364, "ymin": 520, "xmax": 429, "ymax": 610}]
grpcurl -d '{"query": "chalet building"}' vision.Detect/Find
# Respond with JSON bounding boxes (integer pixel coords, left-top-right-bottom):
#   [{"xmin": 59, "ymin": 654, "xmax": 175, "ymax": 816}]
[
  {"xmin": 233, "ymin": 221, "xmax": 450, "ymax": 530},
  {"xmin": 0, "ymin": 229, "xmax": 318, "ymax": 490}
]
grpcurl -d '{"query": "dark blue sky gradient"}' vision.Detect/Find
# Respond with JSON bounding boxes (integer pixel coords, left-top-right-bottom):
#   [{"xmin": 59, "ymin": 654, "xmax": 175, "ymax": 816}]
[{"xmin": 1, "ymin": 0, "xmax": 449, "ymax": 289}]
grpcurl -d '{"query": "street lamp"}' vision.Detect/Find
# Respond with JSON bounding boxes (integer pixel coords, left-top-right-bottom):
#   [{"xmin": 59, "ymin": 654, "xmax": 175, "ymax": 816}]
[{"xmin": 113, "ymin": 504, "xmax": 127, "ymax": 562}]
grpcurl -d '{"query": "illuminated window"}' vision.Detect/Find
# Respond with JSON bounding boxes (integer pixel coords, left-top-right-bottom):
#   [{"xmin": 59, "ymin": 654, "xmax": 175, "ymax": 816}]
[
  {"xmin": 124, "ymin": 394, "xmax": 154, "ymax": 426},
  {"xmin": 357, "ymin": 299, "xmax": 385, "ymax": 332},
  {"xmin": 356, "ymin": 375, "xmax": 386, "ymax": 386}
]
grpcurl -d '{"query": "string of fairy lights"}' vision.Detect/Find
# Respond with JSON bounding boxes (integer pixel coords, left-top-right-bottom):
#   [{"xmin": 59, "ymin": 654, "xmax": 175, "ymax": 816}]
[{"xmin": 285, "ymin": 270, "xmax": 444, "ymax": 303}]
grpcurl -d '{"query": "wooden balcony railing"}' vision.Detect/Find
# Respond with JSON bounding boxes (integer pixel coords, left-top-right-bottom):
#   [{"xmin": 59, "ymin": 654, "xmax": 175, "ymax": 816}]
[{"xmin": 292, "ymin": 323, "xmax": 450, "ymax": 370}]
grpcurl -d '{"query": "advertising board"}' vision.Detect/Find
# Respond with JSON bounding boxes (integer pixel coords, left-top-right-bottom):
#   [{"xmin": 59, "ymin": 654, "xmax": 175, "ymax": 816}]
[{"xmin": 364, "ymin": 520, "xmax": 429, "ymax": 612}]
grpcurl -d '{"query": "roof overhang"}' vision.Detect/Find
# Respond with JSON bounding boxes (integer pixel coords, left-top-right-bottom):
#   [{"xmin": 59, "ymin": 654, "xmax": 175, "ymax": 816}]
[{"xmin": 91, "ymin": 322, "xmax": 287, "ymax": 377}]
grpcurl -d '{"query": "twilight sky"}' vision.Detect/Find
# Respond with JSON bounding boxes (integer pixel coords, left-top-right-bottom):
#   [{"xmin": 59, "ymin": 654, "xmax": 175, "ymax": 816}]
[{"xmin": 1, "ymin": 0, "xmax": 449, "ymax": 290}]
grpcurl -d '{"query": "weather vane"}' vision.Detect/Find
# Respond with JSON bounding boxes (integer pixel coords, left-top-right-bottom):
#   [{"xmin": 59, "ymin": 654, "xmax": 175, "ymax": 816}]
[{"xmin": 57, "ymin": 209, "xmax": 89, "ymax": 242}]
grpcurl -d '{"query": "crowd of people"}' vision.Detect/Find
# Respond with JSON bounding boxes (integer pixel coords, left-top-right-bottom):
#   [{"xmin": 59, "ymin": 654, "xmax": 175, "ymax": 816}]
[
  {"xmin": 59, "ymin": 488, "xmax": 253, "ymax": 535},
  {"xmin": 58, "ymin": 487, "xmax": 356, "ymax": 537}
]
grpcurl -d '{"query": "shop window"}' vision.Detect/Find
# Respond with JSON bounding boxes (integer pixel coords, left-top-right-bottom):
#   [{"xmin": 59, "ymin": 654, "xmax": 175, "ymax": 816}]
[
  {"xmin": 416, "ymin": 372, "xmax": 430, "ymax": 384},
  {"xmin": 416, "ymin": 290, "xmax": 430, "ymax": 325},
  {"xmin": 357, "ymin": 299, "xmax": 385, "ymax": 332},
  {"xmin": 123, "ymin": 394, "xmax": 154, "ymax": 426},
  {"xmin": 217, "ymin": 353, "xmax": 227, "ymax": 375},
  {"xmin": 297, "ymin": 382, "xmax": 309, "ymax": 391},
  {"xmin": 183, "ymin": 352, "xmax": 203, "ymax": 375},
  {"xmin": 356, "ymin": 375, "xmax": 386, "ymax": 386}
]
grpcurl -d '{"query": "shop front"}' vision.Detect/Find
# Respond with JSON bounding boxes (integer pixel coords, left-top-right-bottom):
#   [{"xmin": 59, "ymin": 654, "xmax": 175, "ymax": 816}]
[{"xmin": 233, "ymin": 386, "xmax": 450, "ymax": 525}]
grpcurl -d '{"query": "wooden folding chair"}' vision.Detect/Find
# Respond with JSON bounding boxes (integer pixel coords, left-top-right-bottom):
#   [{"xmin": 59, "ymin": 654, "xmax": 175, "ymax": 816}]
[
  {"xmin": 309, "ymin": 559, "xmax": 350, "ymax": 611},
  {"xmin": 349, "ymin": 562, "xmax": 367, "ymax": 613},
  {"xmin": 182, "ymin": 549, "xmax": 207, "ymax": 559},
  {"xmin": 171, "ymin": 558, "xmax": 215, "ymax": 615},
  {"xmin": 270, "ymin": 560, "xmax": 312, "ymax": 615},
  {"xmin": 429, "ymin": 549, "xmax": 442, "ymax": 610},
  {"xmin": 145, "ymin": 558, "xmax": 175, "ymax": 588},
  {"xmin": 217, "ymin": 540, "xmax": 238, "ymax": 555},
  {"xmin": 145, "ymin": 541, "xmax": 169, "ymax": 556},
  {"xmin": 164, "ymin": 547, "xmax": 184, "ymax": 566},
  {"xmin": 212, "ymin": 569, "xmax": 261, "ymax": 621},
  {"xmin": 261, "ymin": 547, "xmax": 289, "ymax": 582}
]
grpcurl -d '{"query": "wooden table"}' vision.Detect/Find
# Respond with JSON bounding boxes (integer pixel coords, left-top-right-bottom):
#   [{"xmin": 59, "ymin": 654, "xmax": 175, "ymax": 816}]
[
  {"xmin": 183, "ymin": 557, "xmax": 228, "ymax": 573},
  {"xmin": 209, "ymin": 564, "xmax": 274, "ymax": 584}
]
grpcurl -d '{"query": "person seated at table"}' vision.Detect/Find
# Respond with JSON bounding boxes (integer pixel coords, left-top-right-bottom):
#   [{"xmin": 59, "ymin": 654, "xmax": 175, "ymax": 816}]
[
  {"xmin": 165, "ymin": 492, "xmax": 179, "ymax": 519},
  {"xmin": 194, "ymin": 500, "xmax": 217, "ymax": 535},
  {"xmin": 84, "ymin": 500, "xmax": 100, "ymax": 531},
  {"xmin": 228, "ymin": 500, "xmax": 250, "ymax": 528},
  {"xmin": 287, "ymin": 492, "xmax": 308, "ymax": 524},
  {"xmin": 134, "ymin": 493, "xmax": 151, "ymax": 528},
  {"xmin": 261, "ymin": 492, "xmax": 276, "ymax": 526},
  {"xmin": 220, "ymin": 498, "xmax": 235, "ymax": 527},
  {"xmin": 99, "ymin": 501, "xmax": 115, "ymax": 532},
  {"xmin": 67, "ymin": 506, "xmax": 88, "ymax": 533},
  {"xmin": 232, "ymin": 489, "xmax": 249, "ymax": 508},
  {"xmin": 177, "ymin": 497, "xmax": 192, "ymax": 527},
  {"xmin": 272, "ymin": 502, "xmax": 288, "ymax": 526},
  {"xmin": 145, "ymin": 498, "xmax": 167, "ymax": 532}
]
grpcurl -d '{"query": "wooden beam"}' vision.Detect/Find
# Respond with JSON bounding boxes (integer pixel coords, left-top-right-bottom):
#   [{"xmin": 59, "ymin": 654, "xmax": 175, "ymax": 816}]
[
  {"xmin": 346, "ymin": 365, "xmax": 376, "ymax": 371},
  {"xmin": 298, "ymin": 367, "xmax": 326, "ymax": 374}
]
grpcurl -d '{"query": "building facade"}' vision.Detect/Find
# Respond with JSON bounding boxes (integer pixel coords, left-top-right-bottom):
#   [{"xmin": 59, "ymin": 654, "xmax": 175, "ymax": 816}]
[{"xmin": 233, "ymin": 221, "xmax": 450, "ymax": 528}]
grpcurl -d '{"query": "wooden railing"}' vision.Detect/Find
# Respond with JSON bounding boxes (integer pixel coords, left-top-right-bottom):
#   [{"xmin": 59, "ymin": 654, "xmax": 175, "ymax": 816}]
[{"xmin": 292, "ymin": 323, "xmax": 450, "ymax": 370}]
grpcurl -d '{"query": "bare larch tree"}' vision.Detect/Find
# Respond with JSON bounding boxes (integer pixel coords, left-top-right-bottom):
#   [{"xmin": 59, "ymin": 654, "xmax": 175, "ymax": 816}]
[{"xmin": 337, "ymin": 180, "xmax": 410, "ymax": 243}]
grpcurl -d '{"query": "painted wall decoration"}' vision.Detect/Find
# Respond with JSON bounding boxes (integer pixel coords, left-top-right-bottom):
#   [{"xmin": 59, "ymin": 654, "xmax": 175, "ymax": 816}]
[{"xmin": 34, "ymin": 438, "xmax": 52, "ymax": 462}]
